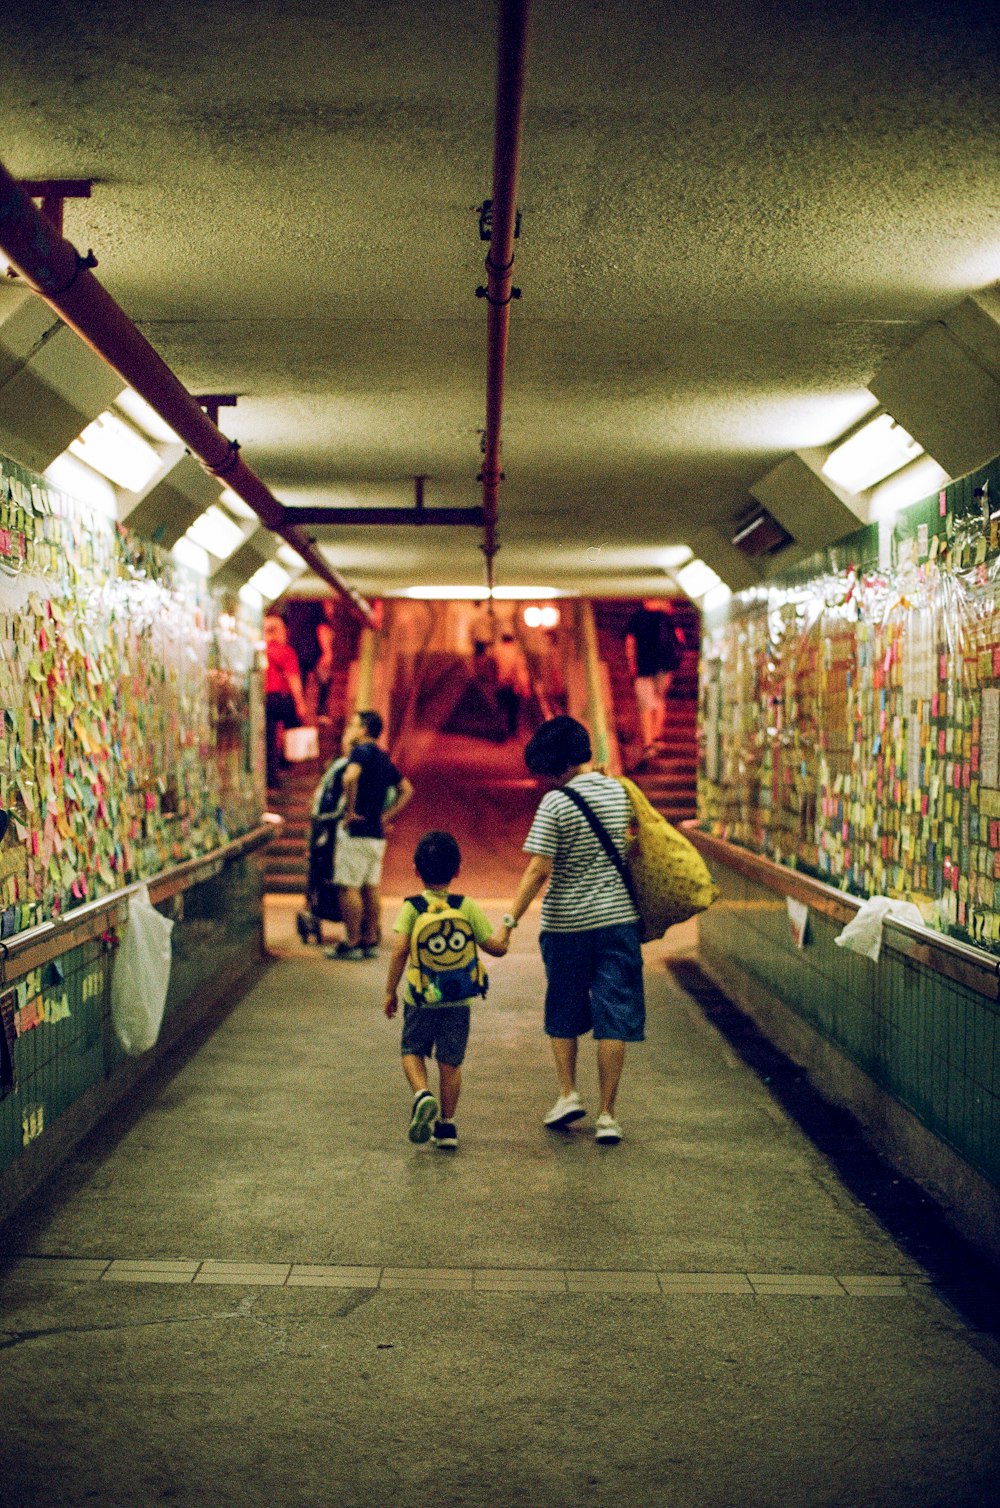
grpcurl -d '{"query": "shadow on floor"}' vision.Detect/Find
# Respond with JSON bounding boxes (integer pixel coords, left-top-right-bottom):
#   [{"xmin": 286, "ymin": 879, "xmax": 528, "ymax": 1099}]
[{"xmin": 669, "ymin": 959, "xmax": 1000, "ymax": 1347}]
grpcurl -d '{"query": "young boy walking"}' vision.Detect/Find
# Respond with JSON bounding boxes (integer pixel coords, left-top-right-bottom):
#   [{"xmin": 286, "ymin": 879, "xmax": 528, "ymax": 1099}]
[{"xmin": 384, "ymin": 830, "xmax": 510, "ymax": 1149}]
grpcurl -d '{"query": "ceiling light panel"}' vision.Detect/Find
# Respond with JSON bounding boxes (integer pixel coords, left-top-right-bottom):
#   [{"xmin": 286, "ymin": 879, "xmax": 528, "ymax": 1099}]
[
  {"xmin": 245, "ymin": 561, "xmax": 292, "ymax": 601},
  {"xmin": 821, "ymin": 413, "xmax": 924, "ymax": 495},
  {"xmin": 68, "ymin": 410, "xmax": 164, "ymax": 493},
  {"xmin": 185, "ymin": 505, "xmax": 246, "ymax": 561},
  {"xmin": 675, "ymin": 558, "xmax": 723, "ymax": 599}
]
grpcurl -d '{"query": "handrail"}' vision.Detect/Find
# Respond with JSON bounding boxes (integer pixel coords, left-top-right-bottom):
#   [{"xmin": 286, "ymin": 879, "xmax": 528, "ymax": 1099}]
[
  {"xmin": 685, "ymin": 824, "xmax": 1000, "ymax": 1003},
  {"xmin": 0, "ymin": 817, "xmax": 280, "ymax": 986},
  {"xmin": 577, "ymin": 601, "xmax": 622, "ymax": 772}
]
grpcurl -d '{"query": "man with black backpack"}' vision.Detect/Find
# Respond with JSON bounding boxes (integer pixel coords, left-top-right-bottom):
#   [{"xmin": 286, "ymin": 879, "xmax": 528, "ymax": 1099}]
[{"xmin": 330, "ymin": 710, "xmax": 413, "ymax": 960}]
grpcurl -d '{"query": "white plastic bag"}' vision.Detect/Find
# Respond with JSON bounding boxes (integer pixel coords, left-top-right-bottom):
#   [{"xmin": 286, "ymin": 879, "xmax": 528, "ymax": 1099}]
[
  {"xmin": 834, "ymin": 896, "xmax": 924, "ymax": 962},
  {"xmin": 111, "ymin": 885, "xmax": 175, "ymax": 1054}
]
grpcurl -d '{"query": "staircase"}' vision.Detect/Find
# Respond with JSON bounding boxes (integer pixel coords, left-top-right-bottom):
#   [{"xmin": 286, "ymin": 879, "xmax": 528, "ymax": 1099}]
[
  {"xmin": 265, "ymin": 764, "xmax": 322, "ymax": 894},
  {"xmin": 265, "ymin": 652, "xmax": 353, "ymax": 896},
  {"xmin": 592, "ymin": 599, "xmax": 700, "ymax": 825}
]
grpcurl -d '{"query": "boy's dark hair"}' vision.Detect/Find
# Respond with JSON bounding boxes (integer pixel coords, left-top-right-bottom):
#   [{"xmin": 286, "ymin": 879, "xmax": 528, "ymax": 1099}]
[
  {"xmin": 524, "ymin": 715, "xmax": 592, "ymax": 777},
  {"xmin": 414, "ymin": 830, "xmax": 461, "ymax": 886},
  {"xmin": 357, "ymin": 709, "xmax": 383, "ymax": 739}
]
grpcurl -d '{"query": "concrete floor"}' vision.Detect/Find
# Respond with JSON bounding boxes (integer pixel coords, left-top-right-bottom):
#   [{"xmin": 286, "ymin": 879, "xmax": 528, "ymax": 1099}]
[{"xmin": 1, "ymin": 898, "xmax": 998, "ymax": 1507}]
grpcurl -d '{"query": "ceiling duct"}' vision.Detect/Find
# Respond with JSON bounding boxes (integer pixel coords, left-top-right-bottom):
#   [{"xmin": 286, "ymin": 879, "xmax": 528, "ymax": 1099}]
[
  {"xmin": 869, "ymin": 317, "xmax": 1000, "ymax": 480},
  {"xmin": 122, "ymin": 452, "xmax": 223, "ymax": 550},
  {"xmin": 0, "ymin": 286, "xmax": 123, "ymax": 473},
  {"xmin": 749, "ymin": 455, "xmax": 869, "ymax": 575},
  {"xmin": 730, "ymin": 504, "xmax": 794, "ymax": 559}
]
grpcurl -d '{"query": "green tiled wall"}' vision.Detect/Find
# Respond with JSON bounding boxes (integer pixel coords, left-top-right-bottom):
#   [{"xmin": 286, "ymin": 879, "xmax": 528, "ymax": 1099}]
[
  {"xmin": 0, "ymin": 852, "xmax": 264, "ymax": 1180},
  {"xmin": 700, "ymin": 863, "xmax": 1000, "ymax": 1190}
]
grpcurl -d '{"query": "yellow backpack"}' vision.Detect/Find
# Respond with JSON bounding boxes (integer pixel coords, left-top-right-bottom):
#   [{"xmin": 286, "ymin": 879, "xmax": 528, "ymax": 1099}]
[{"xmin": 562, "ymin": 779, "xmax": 718, "ymax": 943}]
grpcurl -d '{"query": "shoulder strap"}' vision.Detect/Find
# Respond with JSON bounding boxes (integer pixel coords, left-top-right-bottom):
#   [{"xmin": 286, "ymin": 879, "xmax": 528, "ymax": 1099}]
[
  {"xmin": 560, "ymin": 786, "xmax": 640, "ymax": 912},
  {"xmin": 447, "ymin": 893, "xmax": 464, "ymax": 908},
  {"xmin": 406, "ymin": 894, "xmax": 429, "ymax": 914}
]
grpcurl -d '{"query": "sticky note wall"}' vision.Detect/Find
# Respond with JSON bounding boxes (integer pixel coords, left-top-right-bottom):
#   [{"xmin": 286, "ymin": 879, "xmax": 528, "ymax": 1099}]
[
  {"xmin": 699, "ymin": 453, "xmax": 1000, "ymax": 952},
  {"xmin": 0, "ymin": 450, "xmax": 264, "ymax": 941}
]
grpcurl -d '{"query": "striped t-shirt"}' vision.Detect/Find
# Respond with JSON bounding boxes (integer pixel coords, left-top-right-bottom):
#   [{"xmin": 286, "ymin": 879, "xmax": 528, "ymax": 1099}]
[{"xmin": 523, "ymin": 771, "xmax": 639, "ymax": 934}]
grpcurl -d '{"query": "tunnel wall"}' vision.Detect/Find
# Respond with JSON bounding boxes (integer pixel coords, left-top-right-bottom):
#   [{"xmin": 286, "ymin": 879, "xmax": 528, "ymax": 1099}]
[
  {"xmin": 699, "ymin": 449, "xmax": 1000, "ymax": 955},
  {"xmin": 696, "ymin": 853, "xmax": 1000, "ymax": 1254},
  {"xmin": 696, "ymin": 451, "xmax": 1000, "ymax": 1252},
  {"xmin": 0, "ymin": 843, "xmax": 268, "ymax": 1216},
  {"xmin": 0, "ymin": 447, "xmax": 269, "ymax": 1220}
]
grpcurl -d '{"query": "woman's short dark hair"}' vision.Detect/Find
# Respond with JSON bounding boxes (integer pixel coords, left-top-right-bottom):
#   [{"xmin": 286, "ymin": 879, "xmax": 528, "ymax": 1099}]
[
  {"xmin": 414, "ymin": 830, "xmax": 462, "ymax": 886},
  {"xmin": 523, "ymin": 716, "xmax": 592, "ymax": 777}
]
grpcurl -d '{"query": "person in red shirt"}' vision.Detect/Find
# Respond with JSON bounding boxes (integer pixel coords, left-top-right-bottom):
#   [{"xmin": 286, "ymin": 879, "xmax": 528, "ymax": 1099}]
[{"xmin": 263, "ymin": 614, "xmax": 307, "ymax": 790}]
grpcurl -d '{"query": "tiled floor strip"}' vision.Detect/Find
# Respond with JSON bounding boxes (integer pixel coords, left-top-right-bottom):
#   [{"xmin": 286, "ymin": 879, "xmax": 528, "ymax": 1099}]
[{"xmin": 5, "ymin": 1258, "xmax": 916, "ymax": 1296}]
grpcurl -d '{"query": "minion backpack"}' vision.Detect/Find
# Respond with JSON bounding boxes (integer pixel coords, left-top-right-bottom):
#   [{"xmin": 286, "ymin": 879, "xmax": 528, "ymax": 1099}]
[{"xmin": 405, "ymin": 894, "xmax": 488, "ymax": 1007}]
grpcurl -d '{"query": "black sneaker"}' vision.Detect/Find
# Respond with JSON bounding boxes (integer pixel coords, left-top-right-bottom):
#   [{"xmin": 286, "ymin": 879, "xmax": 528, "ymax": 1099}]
[
  {"xmin": 361, "ymin": 943, "xmax": 379, "ymax": 959},
  {"xmin": 407, "ymin": 1090, "xmax": 439, "ymax": 1144},
  {"xmin": 432, "ymin": 1120, "xmax": 458, "ymax": 1150}
]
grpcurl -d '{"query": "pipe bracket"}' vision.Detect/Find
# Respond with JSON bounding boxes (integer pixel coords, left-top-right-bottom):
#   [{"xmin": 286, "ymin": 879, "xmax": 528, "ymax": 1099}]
[
  {"xmin": 475, "ymin": 286, "xmax": 521, "ymax": 305},
  {"xmin": 205, "ymin": 439, "xmax": 242, "ymax": 478},
  {"xmin": 46, "ymin": 248, "xmax": 99, "ymax": 298},
  {"xmin": 484, "ymin": 250, "xmax": 516, "ymax": 276}
]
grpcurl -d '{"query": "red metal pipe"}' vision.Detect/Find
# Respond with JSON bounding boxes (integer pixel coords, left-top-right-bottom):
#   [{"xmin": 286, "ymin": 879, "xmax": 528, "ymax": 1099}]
[
  {"xmin": 480, "ymin": 0, "xmax": 531, "ymax": 590},
  {"xmin": 0, "ymin": 162, "xmax": 373, "ymax": 625}
]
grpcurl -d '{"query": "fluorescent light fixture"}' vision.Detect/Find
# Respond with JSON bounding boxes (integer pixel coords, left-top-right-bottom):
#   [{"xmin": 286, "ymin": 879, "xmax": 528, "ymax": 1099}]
[
  {"xmin": 867, "ymin": 454, "xmax": 950, "ymax": 524},
  {"xmin": 172, "ymin": 535, "xmax": 210, "ymax": 576},
  {"xmin": 114, "ymin": 388, "xmax": 181, "ymax": 444},
  {"xmin": 68, "ymin": 410, "xmax": 163, "ymax": 493},
  {"xmin": 492, "ymin": 585, "xmax": 562, "ymax": 599},
  {"xmin": 238, "ymin": 582, "xmax": 264, "ymax": 611},
  {"xmin": 659, "ymin": 545, "xmax": 693, "ymax": 569},
  {"xmin": 403, "ymin": 584, "xmax": 564, "ymax": 602},
  {"xmin": 185, "ymin": 505, "xmax": 245, "ymax": 561},
  {"xmin": 675, "ymin": 558, "xmax": 723, "ymax": 599},
  {"xmin": 218, "ymin": 486, "xmax": 259, "ymax": 521},
  {"xmin": 244, "ymin": 560, "xmax": 291, "ymax": 601},
  {"xmin": 821, "ymin": 412, "xmax": 924, "ymax": 494},
  {"xmin": 276, "ymin": 542, "xmax": 305, "ymax": 570},
  {"xmin": 404, "ymin": 585, "xmax": 490, "ymax": 600},
  {"xmin": 44, "ymin": 452, "xmax": 118, "ymax": 518},
  {"xmin": 701, "ymin": 583, "xmax": 732, "ymax": 615}
]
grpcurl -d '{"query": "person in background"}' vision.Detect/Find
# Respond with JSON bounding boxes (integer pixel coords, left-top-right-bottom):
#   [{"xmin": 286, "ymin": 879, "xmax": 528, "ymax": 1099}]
[
  {"xmin": 624, "ymin": 598, "xmax": 684, "ymax": 760},
  {"xmin": 263, "ymin": 613, "xmax": 307, "ymax": 791},
  {"xmin": 499, "ymin": 715, "xmax": 645, "ymax": 1146},
  {"xmin": 469, "ymin": 599, "xmax": 497, "ymax": 659},
  {"xmin": 383, "ymin": 830, "xmax": 510, "ymax": 1150},
  {"xmin": 306, "ymin": 620, "xmax": 339, "ymax": 723},
  {"xmin": 492, "ymin": 632, "xmax": 532, "ymax": 739},
  {"xmin": 330, "ymin": 710, "xmax": 413, "ymax": 961}
]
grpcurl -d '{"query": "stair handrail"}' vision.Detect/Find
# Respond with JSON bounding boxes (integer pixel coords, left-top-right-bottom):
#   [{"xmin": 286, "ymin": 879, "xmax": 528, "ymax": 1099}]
[{"xmin": 577, "ymin": 601, "xmax": 623, "ymax": 775}]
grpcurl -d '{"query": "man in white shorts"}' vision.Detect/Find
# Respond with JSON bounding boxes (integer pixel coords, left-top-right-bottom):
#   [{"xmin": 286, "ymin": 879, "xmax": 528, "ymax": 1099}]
[{"xmin": 329, "ymin": 710, "xmax": 413, "ymax": 961}]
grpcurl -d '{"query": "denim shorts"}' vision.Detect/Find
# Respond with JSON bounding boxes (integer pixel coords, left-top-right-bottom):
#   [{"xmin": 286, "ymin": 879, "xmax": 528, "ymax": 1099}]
[
  {"xmin": 400, "ymin": 1002, "xmax": 471, "ymax": 1067},
  {"xmin": 539, "ymin": 923, "xmax": 645, "ymax": 1042}
]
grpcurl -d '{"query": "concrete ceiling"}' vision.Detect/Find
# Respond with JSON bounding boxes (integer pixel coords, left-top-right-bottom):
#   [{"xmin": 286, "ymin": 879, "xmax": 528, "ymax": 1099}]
[{"xmin": 1, "ymin": 0, "xmax": 998, "ymax": 597}]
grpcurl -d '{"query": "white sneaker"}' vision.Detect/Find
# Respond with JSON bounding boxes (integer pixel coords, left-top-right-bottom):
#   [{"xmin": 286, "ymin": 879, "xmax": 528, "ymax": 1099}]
[
  {"xmin": 543, "ymin": 1090, "xmax": 587, "ymax": 1129},
  {"xmin": 594, "ymin": 1112, "xmax": 622, "ymax": 1145}
]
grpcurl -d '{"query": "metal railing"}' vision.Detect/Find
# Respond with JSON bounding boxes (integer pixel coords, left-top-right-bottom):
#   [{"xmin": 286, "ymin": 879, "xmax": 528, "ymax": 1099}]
[
  {"xmin": 0, "ymin": 818, "xmax": 280, "ymax": 986},
  {"xmin": 685, "ymin": 824, "xmax": 1000, "ymax": 1003}
]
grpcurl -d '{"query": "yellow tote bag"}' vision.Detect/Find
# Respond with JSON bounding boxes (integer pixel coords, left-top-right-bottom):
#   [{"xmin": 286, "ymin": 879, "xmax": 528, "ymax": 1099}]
[{"xmin": 619, "ymin": 777, "xmax": 719, "ymax": 941}]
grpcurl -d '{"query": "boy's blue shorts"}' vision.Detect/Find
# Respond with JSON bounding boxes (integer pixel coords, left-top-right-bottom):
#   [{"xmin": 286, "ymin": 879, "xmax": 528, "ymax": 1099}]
[
  {"xmin": 400, "ymin": 1002, "xmax": 471, "ymax": 1066},
  {"xmin": 539, "ymin": 923, "xmax": 645, "ymax": 1042}
]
